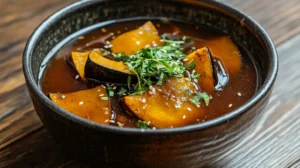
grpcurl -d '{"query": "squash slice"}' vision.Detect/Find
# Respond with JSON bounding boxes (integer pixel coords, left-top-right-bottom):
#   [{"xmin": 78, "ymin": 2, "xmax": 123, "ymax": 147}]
[
  {"xmin": 123, "ymin": 78, "xmax": 206, "ymax": 128},
  {"xmin": 85, "ymin": 51, "xmax": 135, "ymax": 83},
  {"xmin": 185, "ymin": 47, "xmax": 215, "ymax": 94},
  {"xmin": 70, "ymin": 51, "xmax": 90, "ymax": 80},
  {"xmin": 49, "ymin": 86, "xmax": 111, "ymax": 125},
  {"xmin": 111, "ymin": 21, "xmax": 163, "ymax": 55},
  {"xmin": 198, "ymin": 36, "xmax": 242, "ymax": 75}
]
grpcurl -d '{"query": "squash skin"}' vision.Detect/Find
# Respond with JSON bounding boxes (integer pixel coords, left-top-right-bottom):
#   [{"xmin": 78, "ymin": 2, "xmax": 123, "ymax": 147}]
[
  {"xmin": 84, "ymin": 51, "xmax": 136, "ymax": 83},
  {"xmin": 185, "ymin": 47, "xmax": 215, "ymax": 94},
  {"xmin": 197, "ymin": 36, "xmax": 242, "ymax": 75},
  {"xmin": 111, "ymin": 21, "xmax": 163, "ymax": 55},
  {"xmin": 49, "ymin": 86, "xmax": 111, "ymax": 125},
  {"xmin": 123, "ymin": 78, "xmax": 206, "ymax": 128}
]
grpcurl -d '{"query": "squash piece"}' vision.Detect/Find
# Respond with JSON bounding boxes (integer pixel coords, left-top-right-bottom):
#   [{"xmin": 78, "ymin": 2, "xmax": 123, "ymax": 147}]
[
  {"xmin": 185, "ymin": 47, "xmax": 215, "ymax": 94},
  {"xmin": 197, "ymin": 36, "xmax": 242, "ymax": 75},
  {"xmin": 70, "ymin": 51, "xmax": 90, "ymax": 80},
  {"xmin": 111, "ymin": 21, "xmax": 163, "ymax": 55},
  {"xmin": 85, "ymin": 51, "xmax": 135, "ymax": 83},
  {"xmin": 49, "ymin": 86, "xmax": 111, "ymax": 125},
  {"xmin": 123, "ymin": 78, "xmax": 206, "ymax": 128}
]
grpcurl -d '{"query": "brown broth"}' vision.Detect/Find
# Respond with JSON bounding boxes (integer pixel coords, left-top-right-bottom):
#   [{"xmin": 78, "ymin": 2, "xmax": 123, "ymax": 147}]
[{"xmin": 40, "ymin": 19, "xmax": 258, "ymax": 128}]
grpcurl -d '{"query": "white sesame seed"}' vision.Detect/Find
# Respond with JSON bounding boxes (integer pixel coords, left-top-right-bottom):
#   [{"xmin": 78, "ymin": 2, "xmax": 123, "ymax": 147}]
[
  {"xmin": 99, "ymin": 94, "xmax": 104, "ymax": 97},
  {"xmin": 152, "ymin": 127, "xmax": 156, "ymax": 130},
  {"xmin": 105, "ymin": 119, "xmax": 109, "ymax": 123},
  {"xmin": 75, "ymin": 75, "xmax": 80, "ymax": 80},
  {"xmin": 61, "ymin": 95, "xmax": 66, "ymax": 99},
  {"xmin": 138, "ymin": 31, "xmax": 143, "ymax": 35},
  {"xmin": 78, "ymin": 36, "xmax": 85, "ymax": 40},
  {"xmin": 113, "ymin": 86, "xmax": 117, "ymax": 90},
  {"xmin": 85, "ymin": 43, "xmax": 90, "ymax": 47},
  {"xmin": 79, "ymin": 101, "xmax": 84, "ymax": 105},
  {"xmin": 101, "ymin": 28, "xmax": 107, "ymax": 33},
  {"xmin": 183, "ymin": 58, "xmax": 188, "ymax": 62},
  {"xmin": 117, "ymin": 122, "xmax": 124, "ymax": 128},
  {"xmin": 136, "ymin": 41, "xmax": 141, "ymax": 45},
  {"xmin": 183, "ymin": 115, "xmax": 186, "ymax": 119},
  {"xmin": 229, "ymin": 104, "xmax": 233, "ymax": 107},
  {"xmin": 141, "ymin": 98, "xmax": 146, "ymax": 103},
  {"xmin": 187, "ymin": 107, "xmax": 192, "ymax": 111},
  {"xmin": 109, "ymin": 120, "xmax": 115, "ymax": 123},
  {"xmin": 237, "ymin": 92, "xmax": 242, "ymax": 96}
]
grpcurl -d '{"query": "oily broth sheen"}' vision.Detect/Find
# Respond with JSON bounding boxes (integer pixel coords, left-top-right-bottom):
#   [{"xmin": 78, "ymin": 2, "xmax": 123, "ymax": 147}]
[{"xmin": 41, "ymin": 19, "xmax": 258, "ymax": 128}]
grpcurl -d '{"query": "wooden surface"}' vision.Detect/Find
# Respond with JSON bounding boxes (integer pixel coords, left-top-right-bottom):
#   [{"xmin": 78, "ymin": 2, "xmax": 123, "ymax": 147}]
[{"xmin": 0, "ymin": 0, "xmax": 300, "ymax": 167}]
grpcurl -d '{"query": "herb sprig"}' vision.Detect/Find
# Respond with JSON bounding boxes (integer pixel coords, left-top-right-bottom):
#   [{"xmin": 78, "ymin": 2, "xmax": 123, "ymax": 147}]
[{"xmin": 112, "ymin": 35, "xmax": 187, "ymax": 95}]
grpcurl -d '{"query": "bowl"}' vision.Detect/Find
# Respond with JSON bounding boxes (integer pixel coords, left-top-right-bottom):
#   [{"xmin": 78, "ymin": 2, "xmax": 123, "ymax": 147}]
[{"xmin": 23, "ymin": 0, "xmax": 278, "ymax": 167}]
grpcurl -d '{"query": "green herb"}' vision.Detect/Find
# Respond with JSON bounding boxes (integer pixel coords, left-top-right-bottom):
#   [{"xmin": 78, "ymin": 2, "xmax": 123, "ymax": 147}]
[
  {"xmin": 190, "ymin": 70, "xmax": 200, "ymax": 82},
  {"xmin": 107, "ymin": 86, "xmax": 114, "ymax": 97},
  {"xmin": 118, "ymin": 87, "xmax": 127, "ymax": 96},
  {"xmin": 113, "ymin": 37, "xmax": 187, "ymax": 95},
  {"xmin": 101, "ymin": 97, "xmax": 109, "ymax": 101},
  {"xmin": 127, "ymin": 76, "xmax": 132, "ymax": 90},
  {"xmin": 189, "ymin": 92, "xmax": 210, "ymax": 107},
  {"xmin": 186, "ymin": 90, "xmax": 192, "ymax": 96},
  {"xmin": 136, "ymin": 120, "xmax": 150, "ymax": 129},
  {"xmin": 185, "ymin": 61, "xmax": 196, "ymax": 70},
  {"xmin": 182, "ymin": 36, "xmax": 190, "ymax": 41},
  {"xmin": 102, "ymin": 50, "xmax": 111, "ymax": 56},
  {"xmin": 174, "ymin": 103, "xmax": 180, "ymax": 108}
]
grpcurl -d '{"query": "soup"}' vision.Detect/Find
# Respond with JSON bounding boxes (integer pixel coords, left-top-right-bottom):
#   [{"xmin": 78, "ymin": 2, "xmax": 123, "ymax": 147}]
[{"xmin": 40, "ymin": 19, "xmax": 258, "ymax": 129}]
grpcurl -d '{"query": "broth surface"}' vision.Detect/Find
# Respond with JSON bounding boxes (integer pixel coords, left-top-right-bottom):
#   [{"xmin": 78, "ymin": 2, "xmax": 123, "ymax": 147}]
[{"xmin": 40, "ymin": 19, "xmax": 258, "ymax": 128}]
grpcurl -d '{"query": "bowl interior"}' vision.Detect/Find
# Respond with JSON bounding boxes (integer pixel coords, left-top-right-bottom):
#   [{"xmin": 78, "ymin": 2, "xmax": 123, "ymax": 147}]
[{"xmin": 24, "ymin": 0, "xmax": 277, "ymax": 133}]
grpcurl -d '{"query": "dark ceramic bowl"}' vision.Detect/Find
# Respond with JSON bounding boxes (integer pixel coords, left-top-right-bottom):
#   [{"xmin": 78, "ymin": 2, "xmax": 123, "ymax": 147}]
[{"xmin": 23, "ymin": 0, "xmax": 278, "ymax": 167}]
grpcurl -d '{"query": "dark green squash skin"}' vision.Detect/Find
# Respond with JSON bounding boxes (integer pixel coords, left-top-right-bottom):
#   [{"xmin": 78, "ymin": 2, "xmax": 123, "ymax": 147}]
[{"xmin": 84, "ymin": 55, "xmax": 136, "ymax": 83}]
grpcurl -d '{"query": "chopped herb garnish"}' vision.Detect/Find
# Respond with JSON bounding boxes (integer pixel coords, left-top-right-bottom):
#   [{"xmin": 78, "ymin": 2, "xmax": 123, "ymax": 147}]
[
  {"xmin": 185, "ymin": 61, "xmax": 196, "ymax": 70},
  {"xmin": 127, "ymin": 76, "xmax": 132, "ymax": 90},
  {"xmin": 107, "ymin": 86, "xmax": 114, "ymax": 97},
  {"xmin": 136, "ymin": 120, "xmax": 150, "ymax": 129},
  {"xmin": 113, "ymin": 36, "xmax": 187, "ymax": 95},
  {"xmin": 101, "ymin": 96, "xmax": 109, "ymax": 100},
  {"xmin": 189, "ymin": 92, "xmax": 210, "ymax": 107},
  {"xmin": 190, "ymin": 70, "xmax": 200, "ymax": 82},
  {"xmin": 186, "ymin": 90, "xmax": 192, "ymax": 96},
  {"xmin": 118, "ymin": 87, "xmax": 127, "ymax": 96},
  {"xmin": 174, "ymin": 103, "xmax": 181, "ymax": 108}
]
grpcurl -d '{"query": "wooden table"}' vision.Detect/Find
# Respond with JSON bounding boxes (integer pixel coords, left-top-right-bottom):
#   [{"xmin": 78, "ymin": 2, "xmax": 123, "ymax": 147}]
[{"xmin": 1, "ymin": 0, "xmax": 300, "ymax": 167}]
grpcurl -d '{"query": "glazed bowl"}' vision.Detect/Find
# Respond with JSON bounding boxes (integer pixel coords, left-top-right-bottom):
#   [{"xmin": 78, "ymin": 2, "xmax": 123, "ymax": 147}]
[{"xmin": 23, "ymin": 0, "xmax": 278, "ymax": 167}]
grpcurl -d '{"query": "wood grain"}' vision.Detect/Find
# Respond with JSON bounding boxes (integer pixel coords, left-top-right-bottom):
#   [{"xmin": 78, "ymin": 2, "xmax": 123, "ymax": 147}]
[{"xmin": 0, "ymin": 0, "xmax": 300, "ymax": 167}]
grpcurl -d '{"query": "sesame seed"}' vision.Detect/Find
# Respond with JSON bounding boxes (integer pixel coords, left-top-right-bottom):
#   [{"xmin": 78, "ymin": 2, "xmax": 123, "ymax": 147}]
[
  {"xmin": 85, "ymin": 43, "xmax": 90, "ymax": 47},
  {"xmin": 78, "ymin": 36, "xmax": 85, "ymax": 40},
  {"xmin": 75, "ymin": 75, "xmax": 80, "ymax": 80},
  {"xmin": 229, "ymin": 104, "xmax": 233, "ymax": 107},
  {"xmin": 113, "ymin": 86, "xmax": 117, "ymax": 90},
  {"xmin": 141, "ymin": 98, "xmax": 146, "ymax": 103},
  {"xmin": 99, "ymin": 94, "xmax": 104, "ymax": 97},
  {"xmin": 117, "ymin": 122, "xmax": 124, "ymax": 128},
  {"xmin": 79, "ymin": 101, "xmax": 84, "ymax": 105},
  {"xmin": 237, "ymin": 92, "xmax": 242, "ymax": 96},
  {"xmin": 152, "ymin": 127, "xmax": 156, "ymax": 130},
  {"xmin": 138, "ymin": 31, "xmax": 143, "ymax": 35},
  {"xmin": 187, "ymin": 107, "xmax": 192, "ymax": 111},
  {"xmin": 183, "ymin": 58, "xmax": 188, "ymax": 62},
  {"xmin": 183, "ymin": 115, "xmax": 186, "ymax": 119},
  {"xmin": 97, "ymin": 89, "xmax": 101, "ymax": 92},
  {"xmin": 101, "ymin": 28, "xmax": 107, "ymax": 33},
  {"xmin": 136, "ymin": 41, "xmax": 141, "ymax": 45}
]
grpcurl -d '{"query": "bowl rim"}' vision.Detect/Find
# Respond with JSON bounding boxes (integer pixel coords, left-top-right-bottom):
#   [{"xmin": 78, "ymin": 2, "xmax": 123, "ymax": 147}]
[{"xmin": 23, "ymin": 0, "xmax": 278, "ymax": 135}]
